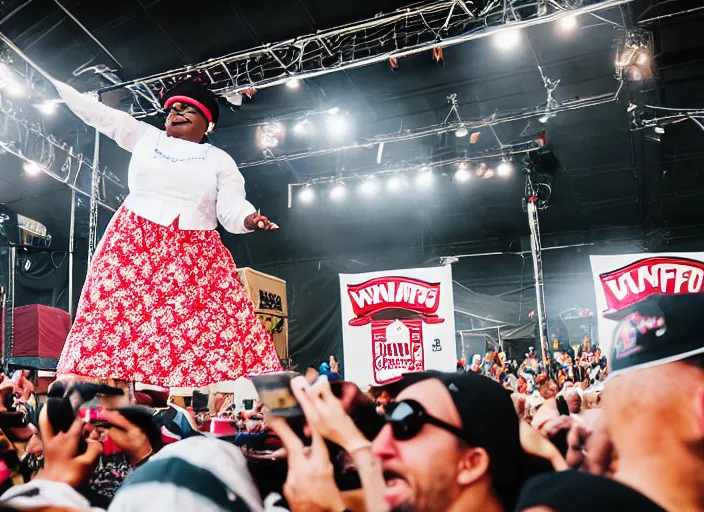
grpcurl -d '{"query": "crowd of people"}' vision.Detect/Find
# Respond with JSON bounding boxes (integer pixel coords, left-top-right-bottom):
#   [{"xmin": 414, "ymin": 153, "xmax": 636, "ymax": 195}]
[{"xmin": 0, "ymin": 291, "xmax": 700, "ymax": 511}]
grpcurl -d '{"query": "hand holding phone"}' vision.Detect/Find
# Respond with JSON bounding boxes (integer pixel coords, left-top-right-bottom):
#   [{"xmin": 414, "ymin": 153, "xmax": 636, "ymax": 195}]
[{"xmin": 251, "ymin": 372, "xmax": 302, "ymax": 418}]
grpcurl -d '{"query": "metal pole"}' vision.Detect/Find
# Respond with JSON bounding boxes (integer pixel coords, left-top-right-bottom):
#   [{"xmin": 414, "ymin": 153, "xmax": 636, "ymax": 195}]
[
  {"xmin": 527, "ymin": 196, "xmax": 550, "ymax": 364},
  {"xmin": 88, "ymin": 129, "xmax": 100, "ymax": 265},
  {"xmin": 52, "ymin": 0, "xmax": 122, "ymax": 69},
  {"xmin": 4, "ymin": 247, "xmax": 16, "ymax": 373},
  {"xmin": 68, "ymin": 189, "xmax": 76, "ymax": 321}
]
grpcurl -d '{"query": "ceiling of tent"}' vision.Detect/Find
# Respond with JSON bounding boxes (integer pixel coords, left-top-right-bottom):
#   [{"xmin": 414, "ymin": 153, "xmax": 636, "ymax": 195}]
[{"xmin": 0, "ymin": 0, "xmax": 702, "ymax": 264}]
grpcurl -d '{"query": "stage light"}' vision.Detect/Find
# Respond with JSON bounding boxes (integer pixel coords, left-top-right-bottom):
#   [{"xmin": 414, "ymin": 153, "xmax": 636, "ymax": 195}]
[
  {"xmin": 493, "ymin": 29, "xmax": 521, "ymax": 51},
  {"xmin": 416, "ymin": 170, "xmax": 434, "ymax": 187},
  {"xmin": 557, "ymin": 14, "xmax": 579, "ymax": 33},
  {"xmin": 38, "ymin": 101, "xmax": 58, "ymax": 115},
  {"xmin": 294, "ymin": 118, "xmax": 311, "ymax": 136},
  {"xmin": 654, "ymin": 126, "xmax": 665, "ymax": 134},
  {"xmin": 635, "ymin": 51, "xmax": 650, "ymax": 67},
  {"xmin": 326, "ymin": 107, "xmax": 341, "ymax": 115},
  {"xmin": 387, "ymin": 175, "xmax": 403, "ymax": 192},
  {"xmin": 285, "ymin": 78, "xmax": 301, "ymax": 89},
  {"xmin": 497, "ymin": 161, "xmax": 513, "ymax": 177},
  {"xmin": 454, "ymin": 167, "xmax": 471, "ymax": 183},
  {"xmin": 455, "ymin": 126, "xmax": 468, "ymax": 138},
  {"xmin": 299, "ymin": 185, "xmax": 315, "ymax": 204},
  {"xmin": 330, "ymin": 182, "xmax": 346, "ymax": 200},
  {"xmin": 326, "ymin": 113, "xmax": 348, "ymax": 138},
  {"xmin": 258, "ymin": 122, "xmax": 285, "ymax": 148},
  {"xmin": 0, "ymin": 64, "xmax": 25, "ymax": 98},
  {"xmin": 23, "ymin": 161, "xmax": 42, "ymax": 175},
  {"xmin": 360, "ymin": 178, "xmax": 378, "ymax": 195}
]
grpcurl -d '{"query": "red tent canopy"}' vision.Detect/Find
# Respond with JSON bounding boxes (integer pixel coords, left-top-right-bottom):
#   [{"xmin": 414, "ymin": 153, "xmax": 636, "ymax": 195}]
[{"xmin": 11, "ymin": 304, "xmax": 69, "ymax": 368}]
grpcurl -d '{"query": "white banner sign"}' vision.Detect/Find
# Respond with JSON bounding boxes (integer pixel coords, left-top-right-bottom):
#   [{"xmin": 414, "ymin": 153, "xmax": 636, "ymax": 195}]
[
  {"xmin": 590, "ymin": 252, "xmax": 704, "ymax": 357},
  {"xmin": 339, "ymin": 265, "xmax": 457, "ymax": 388}
]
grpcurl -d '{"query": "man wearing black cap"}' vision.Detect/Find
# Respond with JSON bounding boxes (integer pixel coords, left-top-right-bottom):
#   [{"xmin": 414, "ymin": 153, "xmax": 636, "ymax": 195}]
[
  {"xmin": 517, "ymin": 292, "xmax": 704, "ymax": 511},
  {"xmin": 371, "ymin": 371, "xmax": 531, "ymax": 512}
]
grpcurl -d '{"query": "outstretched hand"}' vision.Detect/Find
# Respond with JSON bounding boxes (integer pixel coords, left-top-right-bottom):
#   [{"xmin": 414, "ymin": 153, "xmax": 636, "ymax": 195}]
[{"xmin": 245, "ymin": 212, "xmax": 279, "ymax": 231}]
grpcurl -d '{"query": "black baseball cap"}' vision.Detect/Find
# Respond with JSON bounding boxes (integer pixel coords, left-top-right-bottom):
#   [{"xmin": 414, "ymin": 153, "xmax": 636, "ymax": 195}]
[
  {"xmin": 516, "ymin": 470, "xmax": 665, "ymax": 511},
  {"xmin": 398, "ymin": 371, "xmax": 532, "ymax": 508},
  {"xmin": 609, "ymin": 293, "xmax": 704, "ymax": 377}
]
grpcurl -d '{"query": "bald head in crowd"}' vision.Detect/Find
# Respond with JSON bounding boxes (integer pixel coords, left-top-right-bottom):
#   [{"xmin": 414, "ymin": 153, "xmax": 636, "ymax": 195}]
[{"xmin": 602, "ymin": 354, "xmax": 704, "ymax": 511}]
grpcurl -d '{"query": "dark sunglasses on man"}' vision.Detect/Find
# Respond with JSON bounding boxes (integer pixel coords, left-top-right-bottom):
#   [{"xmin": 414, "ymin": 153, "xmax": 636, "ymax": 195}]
[{"xmin": 384, "ymin": 399, "xmax": 474, "ymax": 444}]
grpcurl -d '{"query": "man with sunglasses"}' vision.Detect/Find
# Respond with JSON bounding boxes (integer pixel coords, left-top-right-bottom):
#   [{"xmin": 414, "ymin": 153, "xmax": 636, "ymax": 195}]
[{"xmin": 372, "ymin": 371, "xmax": 532, "ymax": 512}]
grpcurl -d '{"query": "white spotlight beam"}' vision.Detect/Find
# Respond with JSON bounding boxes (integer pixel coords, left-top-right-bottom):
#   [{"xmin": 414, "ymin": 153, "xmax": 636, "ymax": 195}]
[{"xmin": 96, "ymin": 0, "xmax": 632, "ymax": 118}]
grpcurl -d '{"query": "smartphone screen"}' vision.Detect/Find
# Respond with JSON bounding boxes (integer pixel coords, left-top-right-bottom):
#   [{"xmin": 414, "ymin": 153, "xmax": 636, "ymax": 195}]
[{"xmin": 251, "ymin": 372, "xmax": 302, "ymax": 418}]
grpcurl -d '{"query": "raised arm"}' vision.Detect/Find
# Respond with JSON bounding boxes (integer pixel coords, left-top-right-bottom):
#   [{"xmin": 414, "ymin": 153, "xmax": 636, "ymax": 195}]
[
  {"xmin": 216, "ymin": 150, "xmax": 257, "ymax": 235},
  {"xmin": 52, "ymin": 79, "xmax": 153, "ymax": 152}
]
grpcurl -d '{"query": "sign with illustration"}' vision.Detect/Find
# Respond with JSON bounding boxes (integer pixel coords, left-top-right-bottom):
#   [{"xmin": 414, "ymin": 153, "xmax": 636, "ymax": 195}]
[{"xmin": 339, "ymin": 266, "xmax": 457, "ymax": 387}]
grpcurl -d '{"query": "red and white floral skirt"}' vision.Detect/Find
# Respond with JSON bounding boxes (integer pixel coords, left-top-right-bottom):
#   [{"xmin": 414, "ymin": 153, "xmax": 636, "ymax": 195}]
[{"xmin": 57, "ymin": 205, "xmax": 282, "ymax": 387}]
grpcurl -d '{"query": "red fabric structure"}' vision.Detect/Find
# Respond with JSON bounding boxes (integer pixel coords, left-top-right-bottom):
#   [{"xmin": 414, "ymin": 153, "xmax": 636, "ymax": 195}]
[{"xmin": 12, "ymin": 304, "xmax": 69, "ymax": 360}]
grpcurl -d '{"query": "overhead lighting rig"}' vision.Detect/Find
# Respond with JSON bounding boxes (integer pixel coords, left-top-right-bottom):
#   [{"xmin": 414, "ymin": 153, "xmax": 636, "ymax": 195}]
[
  {"xmin": 94, "ymin": 0, "xmax": 631, "ymax": 118},
  {"xmin": 0, "ymin": 94, "xmax": 126, "ymax": 211},
  {"xmin": 286, "ymin": 134, "xmax": 542, "ymax": 208}
]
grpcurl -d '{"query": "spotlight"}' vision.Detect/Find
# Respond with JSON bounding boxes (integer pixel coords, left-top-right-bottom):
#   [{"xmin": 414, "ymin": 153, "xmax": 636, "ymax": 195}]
[
  {"xmin": 416, "ymin": 170, "xmax": 434, "ymax": 187},
  {"xmin": 285, "ymin": 78, "xmax": 301, "ymax": 89},
  {"xmin": 455, "ymin": 126, "xmax": 468, "ymax": 138},
  {"xmin": 493, "ymin": 29, "xmax": 521, "ymax": 51},
  {"xmin": 326, "ymin": 107, "xmax": 341, "ymax": 115},
  {"xmin": 258, "ymin": 122, "xmax": 285, "ymax": 149},
  {"xmin": 454, "ymin": 168, "xmax": 471, "ymax": 183},
  {"xmin": 360, "ymin": 178, "xmax": 378, "ymax": 195},
  {"xmin": 0, "ymin": 65, "xmax": 25, "ymax": 98},
  {"xmin": 38, "ymin": 101, "xmax": 58, "ymax": 115},
  {"xmin": 497, "ymin": 161, "xmax": 513, "ymax": 177},
  {"xmin": 299, "ymin": 185, "xmax": 315, "ymax": 204},
  {"xmin": 635, "ymin": 51, "xmax": 650, "ymax": 67},
  {"xmin": 557, "ymin": 14, "xmax": 579, "ymax": 33},
  {"xmin": 294, "ymin": 118, "xmax": 311, "ymax": 136},
  {"xmin": 654, "ymin": 126, "xmax": 665, "ymax": 134},
  {"xmin": 23, "ymin": 161, "xmax": 42, "ymax": 175},
  {"xmin": 5, "ymin": 81, "xmax": 25, "ymax": 98},
  {"xmin": 330, "ymin": 182, "xmax": 346, "ymax": 201},
  {"xmin": 387, "ymin": 175, "xmax": 403, "ymax": 192},
  {"xmin": 326, "ymin": 113, "xmax": 348, "ymax": 138}
]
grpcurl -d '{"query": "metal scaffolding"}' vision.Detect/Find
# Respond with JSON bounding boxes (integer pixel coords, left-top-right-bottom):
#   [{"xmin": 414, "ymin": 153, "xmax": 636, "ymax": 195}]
[{"xmin": 99, "ymin": 0, "xmax": 631, "ymax": 118}]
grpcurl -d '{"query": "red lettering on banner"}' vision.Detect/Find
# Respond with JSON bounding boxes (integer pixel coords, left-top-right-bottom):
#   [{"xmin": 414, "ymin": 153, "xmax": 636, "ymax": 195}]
[
  {"xmin": 347, "ymin": 276, "xmax": 442, "ymax": 326},
  {"xmin": 347, "ymin": 276, "xmax": 445, "ymax": 385},
  {"xmin": 600, "ymin": 257, "xmax": 704, "ymax": 313}
]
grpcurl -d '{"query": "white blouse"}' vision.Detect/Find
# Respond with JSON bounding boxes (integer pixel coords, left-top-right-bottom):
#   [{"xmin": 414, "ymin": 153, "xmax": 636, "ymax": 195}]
[{"xmin": 53, "ymin": 80, "xmax": 256, "ymax": 234}]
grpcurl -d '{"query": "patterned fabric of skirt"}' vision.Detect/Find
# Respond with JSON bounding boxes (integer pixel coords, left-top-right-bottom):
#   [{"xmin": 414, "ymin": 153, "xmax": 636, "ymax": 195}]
[{"xmin": 57, "ymin": 205, "xmax": 282, "ymax": 387}]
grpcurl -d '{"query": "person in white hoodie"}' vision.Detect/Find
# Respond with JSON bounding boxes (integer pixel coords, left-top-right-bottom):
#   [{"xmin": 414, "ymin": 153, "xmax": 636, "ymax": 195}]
[{"xmin": 50, "ymin": 76, "xmax": 282, "ymax": 389}]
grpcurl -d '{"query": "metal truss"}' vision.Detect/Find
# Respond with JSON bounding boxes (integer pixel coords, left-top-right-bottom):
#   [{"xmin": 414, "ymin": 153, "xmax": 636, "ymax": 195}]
[
  {"xmin": 100, "ymin": 0, "xmax": 632, "ymax": 118},
  {"xmin": 242, "ymin": 90, "xmax": 617, "ymax": 170},
  {"xmin": 0, "ymin": 103, "xmax": 126, "ymax": 211}
]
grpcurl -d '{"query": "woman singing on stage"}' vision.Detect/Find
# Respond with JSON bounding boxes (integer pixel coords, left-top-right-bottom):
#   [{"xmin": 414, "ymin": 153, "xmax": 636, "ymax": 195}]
[{"xmin": 51, "ymin": 76, "xmax": 282, "ymax": 388}]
